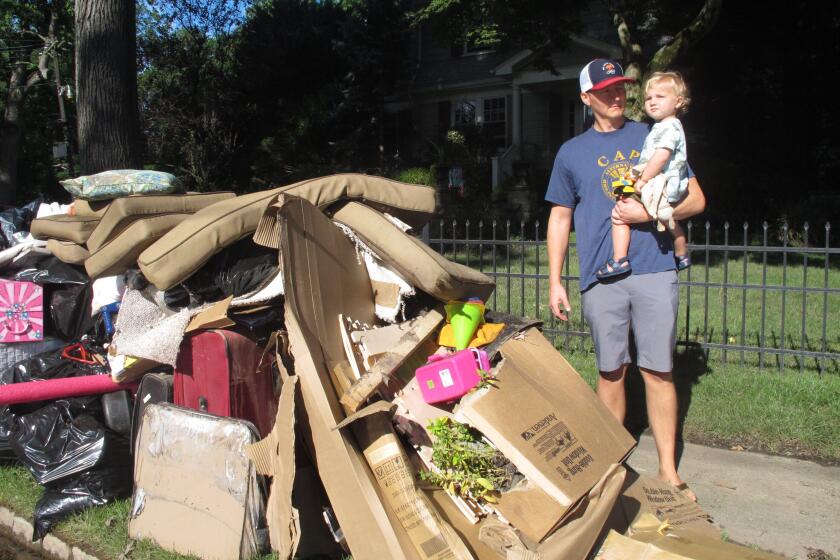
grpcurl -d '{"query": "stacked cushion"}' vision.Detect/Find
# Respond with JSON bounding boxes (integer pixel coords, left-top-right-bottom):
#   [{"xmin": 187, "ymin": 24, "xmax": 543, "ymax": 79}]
[
  {"xmin": 46, "ymin": 240, "xmax": 90, "ymax": 265},
  {"xmin": 85, "ymin": 192, "xmax": 235, "ymax": 252},
  {"xmin": 330, "ymin": 201, "xmax": 495, "ymax": 302},
  {"xmin": 31, "ymin": 215, "xmax": 101, "ymax": 244},
  {"xmin": 139, "ymin": 174, "xmax": 437, "ymax": 290}
]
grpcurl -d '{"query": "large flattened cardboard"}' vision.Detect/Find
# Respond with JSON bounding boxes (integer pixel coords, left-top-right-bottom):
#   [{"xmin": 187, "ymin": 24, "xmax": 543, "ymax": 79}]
[
  {"xmin": 128, "ymin": 403, "xmax": 264, "ymax": 560},
  {"xmin": 596, "ymin": 513, "xmax": 788, "ymax": 560},
  {"xmin": 457, "ymin": 328, "xmax": 636, "ymax": 512},
  {"xmin": 278, "ymin": 195, "xmax": 421, "ymax": 560}
]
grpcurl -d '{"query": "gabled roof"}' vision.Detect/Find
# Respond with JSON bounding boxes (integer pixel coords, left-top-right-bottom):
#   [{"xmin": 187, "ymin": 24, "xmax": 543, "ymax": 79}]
[{"xmin": 493, "ymin": 35, "xmax": 620, "ymax": 76}]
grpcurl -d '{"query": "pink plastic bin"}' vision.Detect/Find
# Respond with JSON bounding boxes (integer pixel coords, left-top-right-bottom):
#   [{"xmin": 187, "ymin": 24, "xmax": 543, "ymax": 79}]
[{"xmin": 415, "ymin": 348, "xmax": 490, "ymax": 404}]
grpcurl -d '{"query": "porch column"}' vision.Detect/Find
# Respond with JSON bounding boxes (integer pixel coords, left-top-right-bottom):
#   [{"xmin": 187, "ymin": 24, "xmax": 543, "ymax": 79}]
[{"xmin": 512, "ymin": 84, "xmax": 522, "ymax": 147}]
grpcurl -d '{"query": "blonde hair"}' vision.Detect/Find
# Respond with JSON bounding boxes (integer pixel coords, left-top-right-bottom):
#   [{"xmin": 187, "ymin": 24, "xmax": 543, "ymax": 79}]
[{"xmin": 645, "ymin": 71, "xmax": 691, "ymax": 116}]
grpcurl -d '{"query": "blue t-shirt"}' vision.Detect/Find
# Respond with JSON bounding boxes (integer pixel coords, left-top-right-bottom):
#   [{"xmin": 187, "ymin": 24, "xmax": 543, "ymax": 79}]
[{"xmin": 545, "ymin": 120, "xmax": 677, "ymax": 292}]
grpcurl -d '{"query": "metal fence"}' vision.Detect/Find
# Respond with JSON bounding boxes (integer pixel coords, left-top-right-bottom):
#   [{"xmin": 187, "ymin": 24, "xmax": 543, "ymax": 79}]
[{"xmin": 423, "ymin": 219, "xmax": 839, "ymax": 375}]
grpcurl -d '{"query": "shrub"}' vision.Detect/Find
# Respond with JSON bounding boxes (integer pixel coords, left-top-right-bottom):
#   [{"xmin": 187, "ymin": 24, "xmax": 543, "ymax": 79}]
[{"xmin": 394, "ymin": 167, "xmax": 433, "ymax": 187}]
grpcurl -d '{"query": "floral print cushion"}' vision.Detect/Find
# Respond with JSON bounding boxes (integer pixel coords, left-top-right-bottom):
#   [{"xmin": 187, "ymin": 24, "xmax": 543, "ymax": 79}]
[{"xmin": 60, "ymin": 170, "xmax": 182, "ymax": 201}]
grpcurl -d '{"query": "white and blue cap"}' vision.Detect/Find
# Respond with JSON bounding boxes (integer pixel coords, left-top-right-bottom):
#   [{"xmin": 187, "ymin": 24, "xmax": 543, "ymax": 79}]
[{"xmin": 579, "ymin": 58, "xmax": 635, "ymax": 93}]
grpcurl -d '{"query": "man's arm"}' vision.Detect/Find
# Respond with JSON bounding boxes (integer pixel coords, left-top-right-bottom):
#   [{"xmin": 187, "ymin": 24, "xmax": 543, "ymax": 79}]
[
  {"xmin": 547, "ymin": 205, "xmax": 573, "ymax": 321},
  {"xmin": 613, "ymin": 176, "xmax": 705, "ymax": 224},
  {"xmin": 671, "ymin": 177, "xmax": 705, "ymax": 220}
]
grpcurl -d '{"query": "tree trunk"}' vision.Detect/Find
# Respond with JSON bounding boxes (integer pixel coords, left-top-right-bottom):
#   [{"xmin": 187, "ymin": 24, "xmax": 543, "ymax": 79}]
[
  {"xmin": 0, "ymin": 69, "xmax": 27, "ymax": 206},
  {"xmin": 75, "ymin": 0, "xmax": 143, "ymax": 174}
]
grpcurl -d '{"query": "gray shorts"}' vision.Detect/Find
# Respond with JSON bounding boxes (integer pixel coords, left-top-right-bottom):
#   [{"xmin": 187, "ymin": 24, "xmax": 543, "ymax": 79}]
[{"xmin": 581, "ymin": 271, "xmax": 679, "ymax": 373}]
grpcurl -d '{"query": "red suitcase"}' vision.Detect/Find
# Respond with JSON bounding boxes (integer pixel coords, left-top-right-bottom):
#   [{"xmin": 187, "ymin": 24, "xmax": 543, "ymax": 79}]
[{"xmin": 174, "ymin": 329, "xmax": 278, "ymax": 438}]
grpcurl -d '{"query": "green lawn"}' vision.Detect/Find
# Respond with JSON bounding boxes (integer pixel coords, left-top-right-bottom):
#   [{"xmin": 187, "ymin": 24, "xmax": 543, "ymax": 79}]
[
  {"xmin": 433, "ymin": 233, "xmax": 840, "ymax": 375},
  {"xmin": 433, "ymin": 233, "xmax": 840, "ymax": 460},
  {"xmin": 0, "ymin": 464, "xmax": 279, "ymax": 560}
]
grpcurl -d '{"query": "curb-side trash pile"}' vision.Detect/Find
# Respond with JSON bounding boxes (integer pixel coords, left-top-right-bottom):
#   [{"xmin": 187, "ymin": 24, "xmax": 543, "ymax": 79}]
[{"xmin": 0, "ymin": 170, "xmax": 785, "ymax": 559}]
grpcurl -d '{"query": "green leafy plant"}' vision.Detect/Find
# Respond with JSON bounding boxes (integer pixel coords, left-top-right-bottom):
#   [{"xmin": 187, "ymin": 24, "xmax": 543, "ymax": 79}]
[
  {"xmin": 475, "ymin": 368, "xmax": 497, "ymax": 390},
  {"xmin": 419, "ymin": 417, "xmax": 508, "ymax": 503},
  {"xmin": 394, "ymin": 167, "xmax": 433, "ymax": 186}
]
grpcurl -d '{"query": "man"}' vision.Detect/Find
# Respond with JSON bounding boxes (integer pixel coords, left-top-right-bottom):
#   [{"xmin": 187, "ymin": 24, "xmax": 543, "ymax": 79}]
[{"xmin": 545, "ymin": 59, "xmax": 706, "ymax": 501}]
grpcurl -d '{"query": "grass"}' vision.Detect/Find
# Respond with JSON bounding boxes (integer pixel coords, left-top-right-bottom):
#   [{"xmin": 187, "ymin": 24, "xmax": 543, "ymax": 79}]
[
  {"xmin": 0, "ymin": 464, "xmax": 279, "ymax": 560},
  {"xmin": 432, "ymin": 232, "xmax": 840, "ymax": 374},
  {"xmin": 562, "ymin": 350, "xmax": 840, "ymax": 462}
]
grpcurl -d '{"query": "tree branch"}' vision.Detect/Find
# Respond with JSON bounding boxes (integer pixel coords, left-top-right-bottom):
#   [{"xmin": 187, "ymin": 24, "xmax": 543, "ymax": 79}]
[{"xmin": 649, "ymin": 0, "xmax": 722, "ymax": 71}]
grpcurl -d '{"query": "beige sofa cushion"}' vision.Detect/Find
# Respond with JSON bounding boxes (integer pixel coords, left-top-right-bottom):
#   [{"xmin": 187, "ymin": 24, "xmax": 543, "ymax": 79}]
[
  {"xmin": 330, "ymin": 201, "xmax": 495, "ymax": 302},
  {"xmin": 139, "ymin": 173, "xmax": 437, "ymax": 290},
  {"xmin": 85, "ymin": 214, "xmax": 186, "ymax": 279},
  {"xmin": 30, "ymin": 214, "xmax": 100, "ymax": 244},
  {"xmin": 46, "ymin": 240, "xmax": 90, "ymax": 265},
  {"xmin": 85, "ymin": 192, "xmax": 235, "ymax": 252},
  {"xmin": 72, "ymin": 199, "xmax": 111, "ymax": 218}
]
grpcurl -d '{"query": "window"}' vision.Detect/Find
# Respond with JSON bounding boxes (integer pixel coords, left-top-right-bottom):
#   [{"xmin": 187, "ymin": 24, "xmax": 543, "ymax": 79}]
[
  {"xmin": 484, "ymin": 97, "xmax": 505, "ymax": 124},
  {"xmin": 454, "ymin": 100, "xmax": 478, "ymax": 125},
  {"xmin": 483, "ymin": 97, "xmax": 506, "ymax": 150},
  {"xmin": 450, "ymin": 96, "xmax": 507, "ymax": 151}
]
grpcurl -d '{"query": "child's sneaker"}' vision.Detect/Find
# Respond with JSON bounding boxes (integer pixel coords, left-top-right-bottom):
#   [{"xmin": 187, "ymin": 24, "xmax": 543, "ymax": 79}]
[{"xmin": 675, "ymin": 254, "xmax": 691, "ymax": 271}]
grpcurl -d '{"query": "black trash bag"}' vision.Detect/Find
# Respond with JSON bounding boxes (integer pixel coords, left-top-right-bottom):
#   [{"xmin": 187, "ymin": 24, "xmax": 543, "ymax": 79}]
[
  {"xmin": 14, "ymin": 257, "xmax": 95, "ymax": 341},
  {"xmin": 0, "ymin": 197, "xmax": 42, "ymax": 249},
  {"xmin": 10, "ymin": 395, "xmax": 128, "ymax": 485},
  {"xmin": 32, "ymin": 462, "xmax": 132, "ymax": 541},
  {"xmin": 182, "ymin": 238, "xmax": 278, "ymax": 302},
  {"xmin": 228, "ymin": 304, "xmax": 285, "ymax": 346},
  {"xmin": 0, "ymin": 342, "xmax": 107, "ymax": 459}
]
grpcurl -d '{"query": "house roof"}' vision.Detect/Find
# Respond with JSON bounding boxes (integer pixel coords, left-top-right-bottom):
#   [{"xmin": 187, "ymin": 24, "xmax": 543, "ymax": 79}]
[{"xmin": 408, "ymin": 35, "xmax": 620, "ymax": 97}]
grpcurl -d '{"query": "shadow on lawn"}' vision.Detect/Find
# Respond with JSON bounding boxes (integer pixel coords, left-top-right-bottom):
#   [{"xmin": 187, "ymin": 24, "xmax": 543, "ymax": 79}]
[{"xmin": 624, "ymin": 342, "xmax": 711, "ymax": 469}]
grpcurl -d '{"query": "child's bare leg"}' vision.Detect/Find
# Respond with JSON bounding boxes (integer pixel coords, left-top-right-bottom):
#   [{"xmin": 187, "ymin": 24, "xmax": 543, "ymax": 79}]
[
  {"xmin": 612, "ymin": 222, "xmax": 631, "ymax": 263},
  {"xmin": 671, "ymin": 221, "xmax": 687, "ymax": 256}
]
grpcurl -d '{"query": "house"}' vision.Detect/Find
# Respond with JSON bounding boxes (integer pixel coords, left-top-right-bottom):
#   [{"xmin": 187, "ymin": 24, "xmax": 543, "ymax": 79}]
[{"xmin": 385, "ymin": 14, "xmax": 620, "ymax": 195}]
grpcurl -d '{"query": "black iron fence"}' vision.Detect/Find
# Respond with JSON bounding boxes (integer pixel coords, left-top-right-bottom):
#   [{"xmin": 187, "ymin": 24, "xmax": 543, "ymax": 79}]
[{"xmin": 423, "ymin": 219, "xmax": 839, "ymax": 375}]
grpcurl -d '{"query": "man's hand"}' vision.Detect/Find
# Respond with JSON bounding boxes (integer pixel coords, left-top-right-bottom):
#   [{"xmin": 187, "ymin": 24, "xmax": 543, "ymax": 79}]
[
  {"xmin": 549, "ymin": 282, "xmax": 572, "ymax": 321},
  {"xmin": 612, "ymin": 197, "xmax": 652, "ymax": 225}
]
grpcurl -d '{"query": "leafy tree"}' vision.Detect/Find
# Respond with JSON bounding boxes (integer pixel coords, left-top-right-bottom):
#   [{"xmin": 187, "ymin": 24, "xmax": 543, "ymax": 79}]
[
  {"xmin": 137, "ymin": 0, "xmax": 247, "ymax": 189},
  {"xmin": 137, "ymin": 0, "xmax": 411, "ymax": 190},
  {"xmin": 411, "ymin": 0, "xmax": 586, "ymax": 71},
  {"xmin": 0, "ymin": 0, "xmax": 70, "ymax": 204}
]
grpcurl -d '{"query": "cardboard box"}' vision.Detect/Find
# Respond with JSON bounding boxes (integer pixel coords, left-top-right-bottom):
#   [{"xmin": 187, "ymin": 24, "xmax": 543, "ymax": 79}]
[
  {"xmin": 344, "ymin": 403, "xmax": 475, "ymax": 560},
  {"xmin": 456, "ymin": 328, "xmax": 636, "ymax": 518}
]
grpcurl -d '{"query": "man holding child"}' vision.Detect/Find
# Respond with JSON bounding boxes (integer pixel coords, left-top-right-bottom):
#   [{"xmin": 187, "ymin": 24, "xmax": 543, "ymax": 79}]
[{"xmin": 545, "ymin": 59, "xmax": 706, "ymax": 501}]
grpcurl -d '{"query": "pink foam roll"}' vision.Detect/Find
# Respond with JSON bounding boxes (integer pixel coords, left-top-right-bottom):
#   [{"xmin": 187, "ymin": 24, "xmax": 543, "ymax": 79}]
[{"xmin": 0, "ymin": 375, "xmax": 136, "ymax": 406}]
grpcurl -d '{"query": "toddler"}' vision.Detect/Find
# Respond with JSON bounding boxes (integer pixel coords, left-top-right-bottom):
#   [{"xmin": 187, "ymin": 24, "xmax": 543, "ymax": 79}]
[{"xmin": 597, "ymin": 71, "xmax": 692, "ymax": 279}]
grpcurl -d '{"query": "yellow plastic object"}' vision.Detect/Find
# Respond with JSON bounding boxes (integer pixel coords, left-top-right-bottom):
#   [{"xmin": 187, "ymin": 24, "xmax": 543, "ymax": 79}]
[{"xmin": 438, "ymin": 321, "xmax": 505, "ymax": 349}]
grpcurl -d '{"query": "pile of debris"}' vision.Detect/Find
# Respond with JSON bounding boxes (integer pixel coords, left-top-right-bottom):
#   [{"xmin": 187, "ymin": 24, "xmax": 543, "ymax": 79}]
[{"xmin": 0, "ymin": 170, "xmax": 784, "ymax": 559}]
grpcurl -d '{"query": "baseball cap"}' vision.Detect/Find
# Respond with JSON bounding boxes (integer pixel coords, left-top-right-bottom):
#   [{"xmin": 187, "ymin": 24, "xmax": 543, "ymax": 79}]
[{"xmin": 579, "ymin": 59, "xmax": 635, "ymax": 93}]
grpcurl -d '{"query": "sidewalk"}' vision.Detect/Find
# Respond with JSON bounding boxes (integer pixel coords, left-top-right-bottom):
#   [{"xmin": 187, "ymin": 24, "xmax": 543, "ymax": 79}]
[{"xmin": 627, "ymin": 434, "xmax": 840, "ymax": 560}]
